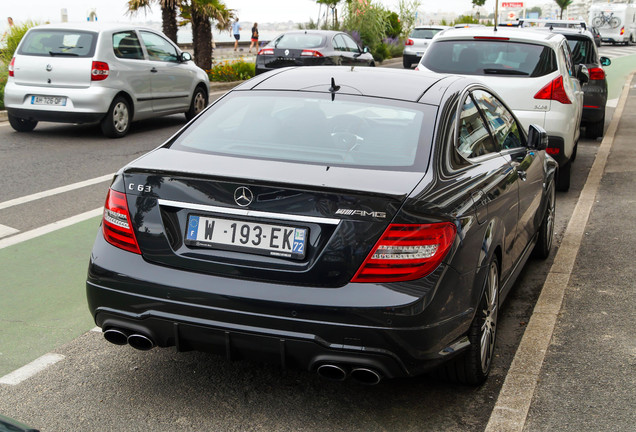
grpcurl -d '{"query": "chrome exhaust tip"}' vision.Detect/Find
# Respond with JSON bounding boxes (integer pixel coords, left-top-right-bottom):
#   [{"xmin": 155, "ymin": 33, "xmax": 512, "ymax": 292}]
[
  {"xmin": 103, "ymin": 328, "xmax": 129, "ymax": 346},
  {"xmin": 127, "ymin": 333, "xmax": 155, "ymax": 351},
  {"xmin": 350, "ymin": 367, "xmax": 382, "ymax": 385},
  {"xmin": 316, "ymin": 364, "xmax": 348, "ymax": 381}
]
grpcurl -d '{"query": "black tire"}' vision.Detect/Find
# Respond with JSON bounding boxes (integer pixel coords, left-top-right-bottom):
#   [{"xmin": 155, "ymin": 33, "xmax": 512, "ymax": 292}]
[
  {"xmin": 533, "ymin": 182, "xmax": 555, "ymax": 259},
  {"xmin": 586, "ymin": 116, "xmax": 605, "ymax": 139},
  {"xmin": 8, "ymin": 113, "xmax": 38, "ymax": 132},
  {"xmin": 101, "ymin": 96, "xmax": 131, "ymax": 138},
  {"xmin": 441, "ymin": 258, "xmax": 499, "ymax": 386},
  {"xmin": 556, "ymin": 161, "xmax": 571, "ymax": 192},
  {"xmin": 403, "ymin": 57, "xmax": 411, "ymax": 69},
  {"xmin": 185, "ymin": 85, "xmax": 208, "ymax": 121}
]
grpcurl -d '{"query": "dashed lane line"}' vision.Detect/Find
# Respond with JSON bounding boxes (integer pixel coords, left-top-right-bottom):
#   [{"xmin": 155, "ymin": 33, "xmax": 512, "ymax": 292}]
[
  {"xmin": 0, "ymin": 224, "xmax": 19, "ymax": 239},
  {"xmin": 485, "ymin": 72, "xmax": 633, "ymax": 432},
  {"xmin": 0, "ymin": 207, "xmax": 102, "ymax": 250},
  {"xmin": 0, "ymin": 173, "xmax": 114, "ymax": 211},
  {"xmin": 0, "ymin": 353, "xmax": 65, "ymax": 385}
]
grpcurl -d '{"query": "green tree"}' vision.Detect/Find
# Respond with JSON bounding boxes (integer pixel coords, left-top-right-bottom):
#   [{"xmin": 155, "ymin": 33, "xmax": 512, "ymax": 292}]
[
  {"xmin": 397, "ymin": 0, "xmax": 421, "ymax": 40},
  {"xmin": 1, "ymin": 21, "xmax": 36, "ymax": 110},
  {"xmin": 554, "ymin": 0, "xmax": 573, "ymax": 19},
  {"xmin": 182, "ymin": 0, "xmax": 234, "ymax": 70},
  {"xmin": 472, "ymin": 0, "xmax": 486, "ymax": 6},
  {"xmin": 342, "ymin": 0, "xmax": 389, "ymax": 60},
  {"xmin": 317, "ymin": 0, "xmax": 342, "ymax": 29}
]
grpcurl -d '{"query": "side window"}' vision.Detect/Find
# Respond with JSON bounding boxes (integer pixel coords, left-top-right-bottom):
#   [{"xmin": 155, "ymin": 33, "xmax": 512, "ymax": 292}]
[
  {"xmin": 560, "ymin": 43, "xmax": 575, "ymax": 76},
  {"xmin": 473, "ymin": 90, "xmax": 524, "ymax": 151},
  {"xmin": 457, "ymin": 95, "xmax": 498, "ymax": 159},
  {"xmin": 113, "ymin": 31, "xmax": 144, "ymax": 60},
  {"xmin": 332, "ymin": 35, "xmax": 346, "ymax": 51},
  {"xmin": 341, "ymin": 34, "xmax": 360, "ymax": 52},
  {"xmin": 139, "ymin": 31, "xmax": 178, "ymax": 62}
]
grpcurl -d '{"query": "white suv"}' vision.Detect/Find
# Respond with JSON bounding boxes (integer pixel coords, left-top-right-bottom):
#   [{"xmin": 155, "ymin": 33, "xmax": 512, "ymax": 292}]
[
  {"xmin": 4, "ymin": 23, "xmax": 210, "ymax": 138},
  {"xmin": 417, "ymin": 27, "xmax": 586, "ymax": 191}
]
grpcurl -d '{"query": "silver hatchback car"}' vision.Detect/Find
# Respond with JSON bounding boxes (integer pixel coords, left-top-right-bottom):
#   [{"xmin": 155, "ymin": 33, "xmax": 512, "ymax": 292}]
[{"xmin": 4, "ymin": 23, "xmax": 210, "ymax": 138}]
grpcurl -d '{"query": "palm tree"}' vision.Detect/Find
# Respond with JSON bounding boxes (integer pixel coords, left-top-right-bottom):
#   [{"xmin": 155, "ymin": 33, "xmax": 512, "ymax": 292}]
[
  {"xmin": 127, "ymin": 0, "xmax": 180, "ymax": 44},
  {"xmin": 554, "ymin": 0, "xmax": 573, "ymax": 19},
  {"xmin": 317, "ymin": 0, "xmax": 342, "ymax": 28},
  {"xmin": 182, "ymin": 0, "xmax": 234, "ymax": 70}
]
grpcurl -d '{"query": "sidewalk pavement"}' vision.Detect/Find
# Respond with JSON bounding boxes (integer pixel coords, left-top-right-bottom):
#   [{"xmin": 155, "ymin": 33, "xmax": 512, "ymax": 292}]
[{"xmin": 489, "ymin": 75, "xmax": 636, "ymax": 431}]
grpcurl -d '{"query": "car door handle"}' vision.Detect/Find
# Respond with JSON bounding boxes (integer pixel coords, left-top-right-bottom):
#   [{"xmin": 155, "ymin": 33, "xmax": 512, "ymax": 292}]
[{"xmin": 150, "ymin": 67, "xmax": 158, "ymax": 73}]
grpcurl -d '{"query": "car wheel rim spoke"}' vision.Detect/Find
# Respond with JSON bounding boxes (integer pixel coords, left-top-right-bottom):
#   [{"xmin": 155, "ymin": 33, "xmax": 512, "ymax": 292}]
[
  {"xmin": 480, "ymin": 262, "xmax": 498, "ymax": 373},
  {"xmin": 113, "ymin": 103, "xmax": 129, "ymax": 133}
]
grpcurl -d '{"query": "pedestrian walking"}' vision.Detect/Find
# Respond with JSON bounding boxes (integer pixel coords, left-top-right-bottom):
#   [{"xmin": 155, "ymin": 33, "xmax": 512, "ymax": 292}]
[
  {"xmin": 249, "ymin": 22, "xmax": 259, "ymax": 53},
  {"xmin": 232, "ymin": 18, "xmax": 242, "ymax": 51},
  {"xmin": 1, "ymin": 17, "xmax": 15, "ymax": 45}
]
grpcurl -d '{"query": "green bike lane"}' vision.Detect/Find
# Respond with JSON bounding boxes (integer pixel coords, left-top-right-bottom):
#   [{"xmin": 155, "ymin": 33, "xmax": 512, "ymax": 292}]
[
  {"xmin": 0, "ymin": 217, "xmax": 100, "ymax": 377},
  {"xmin": 1, "ymin": 53, "xmax": 636, "ymax": 380}
]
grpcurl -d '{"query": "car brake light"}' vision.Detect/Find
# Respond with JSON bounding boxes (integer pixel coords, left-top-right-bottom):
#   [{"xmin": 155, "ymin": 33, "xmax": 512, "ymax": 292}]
[
  {"xmin": 8, "ymin": 57, "xmax": 15, "ymax": 77},
  {"xmin": 405, "ymin": 38, "xmax": 414, "ymax": 46},
  {"xmin": 534, "ymin": 76, "xmax": 571, "ymax": 104},
  {"xmin": 620, "ymin": 27, "xmax": 625, "ymax": 36},
  {"xmin": 258, "ymin": 48, "xmax": 274, "ymax": 55},
  {"xmin": 414, "ymin": 66, "xmax": 419, "ymax": 71},
  {"xmin": 546, "ymin": 148, "xmax": 560, "ymax": 155},
  {"xmin": 351, "ymin": 223, "xmax": 456, "ymax": 283},
  {"xmin": 473, "ymin": 36, "xmax": 510, "ymax": 40},
  {"xmin": 588, "ymin": 67, "xmax": 605, "ymax": 80},
  {"xmin": 102, "ymin": 189, "xmax": 141, "ymax": 254},
  {"xmin": 91, "ymin": 61, "xmax": 109, "ymax": 81},
  {"xmin": 300, "ymin": 49, "xmax": 324, "ymax": 57}
]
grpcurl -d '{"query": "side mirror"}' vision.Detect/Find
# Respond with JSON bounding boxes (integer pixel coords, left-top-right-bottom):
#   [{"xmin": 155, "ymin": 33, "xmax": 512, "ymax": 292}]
[
  {"xmin": 600, "ymin": 56, "xmax": 611, "ymax": 67},
  {"xmin": 179, "ymin": 52, "xmax": 192, "ymax": 62},
  {"xmin": 575, "ymin": 64, "xmax": 589, "ymax": 84},
  {"xmin": 527, "ymin": 124, "xmax": 548, "ymax": 151},
  {"xmin": 362, "ymin": 46, "xmax": 370, "ymax": 54}
]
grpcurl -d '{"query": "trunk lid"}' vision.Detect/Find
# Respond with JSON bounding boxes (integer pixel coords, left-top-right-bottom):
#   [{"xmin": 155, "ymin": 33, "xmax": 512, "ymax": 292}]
[{"xmin": 122, "ymin": 149, "xmax": 426, "ymax": 287}]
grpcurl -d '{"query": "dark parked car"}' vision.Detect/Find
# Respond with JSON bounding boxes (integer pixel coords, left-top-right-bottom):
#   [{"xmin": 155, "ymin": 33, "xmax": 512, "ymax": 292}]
[
  {"xmin": 542, "ymin": 27, "xmax": 611, "ymax": 138},
  {"xmin": 87, "ymin": 66, "xmax": 557, "ymax": 386},
  {"xmin": 255, "ymin": 30, "xmax": 375, "ymax": 75},
  {"xmin": 590, "ymin": 26, "xmax": 602, "ymax": 47}
]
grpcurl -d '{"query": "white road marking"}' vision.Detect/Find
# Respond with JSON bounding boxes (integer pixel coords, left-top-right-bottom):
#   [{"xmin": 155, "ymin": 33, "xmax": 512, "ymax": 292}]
[
  {"xmin": 0, "ymin": 173, "xmax": 114, "ymax": 211},
  {"xmin": 485, "ymin": 72, "xmax": 633, "ymax": 432},
  {"xmin": 90, "ymin": 327, "xmax": 102, "ymax": 332},
  {"xmin": 607, "ymin": 98, "xmax": 618, "ymax": 108},
  {"xmin": 0, "ymin": 207, "xmax": 103, "ymax": 250},
  {"xmin": 0, "ymin": 224, "xmax": 19, "ymax": 238},
  {"xmin": 0, "ymin": 353, "xmax": 65, "ymax": 385}
]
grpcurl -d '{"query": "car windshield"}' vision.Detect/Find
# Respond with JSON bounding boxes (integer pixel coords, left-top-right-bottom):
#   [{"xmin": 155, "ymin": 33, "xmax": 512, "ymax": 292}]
[
  {"xmin": 566, "ymin": 37, "xmax": 596, "ymax": 64},
  {"xmin": 169, "ymin": 92, "xmax": 433, "ymax": 171},
  {"xmin": 422, "ymin": 40, "xmax": 557, "ymax": 77},
  {"xmin": 18, "ymin": 29, "xmax": 97, "ymax": 57},
  {"xmin": 410, "ymin": 28, "xmax": 443, "ymax": 39},
  {"xmin": 272, "ymin": 33, "xmax": 326, "ymax": 49}
]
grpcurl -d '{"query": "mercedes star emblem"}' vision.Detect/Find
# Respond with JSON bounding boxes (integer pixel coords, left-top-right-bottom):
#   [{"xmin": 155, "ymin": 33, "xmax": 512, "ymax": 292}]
[
  {"xmin": 46, "ymin": 64, "xmax": 53, "ymax": 72},
  {"xmin": 285, "ymin": 49, "xmax": 289, "ymax": 56},
  {"xmin": 234, "ymin": 187, "xmax": 254, "ymax": 207}
]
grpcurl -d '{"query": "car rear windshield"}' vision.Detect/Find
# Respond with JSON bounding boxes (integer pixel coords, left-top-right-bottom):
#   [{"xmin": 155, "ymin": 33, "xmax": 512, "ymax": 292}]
[
  {"xmin": 566, "ymin": 37, "xmax": 597, "ymax": 64},
  {"xmin": 410, "ymin": 28, "xmax": 444, "ymax": 39},
  {"xmin": 18, "ymin": 29, "xmax": 97, "ymax": 57},
  {"xmin": 271, "ymin": 33, "xmax": 326, "ymax": 49},
  {"xmin": 422, "ymin": 40, "xmax": 557, "ymax": 77},
  {"xmin": 168, "ymin": 92, "xmax": 434, "ymax": 171}
]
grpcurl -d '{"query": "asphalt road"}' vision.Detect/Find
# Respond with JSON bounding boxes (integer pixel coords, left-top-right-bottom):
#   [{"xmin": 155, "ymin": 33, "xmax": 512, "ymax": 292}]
[{"xmin": 0, "ymin": 46, "xmax": 635, "ymax": 431}]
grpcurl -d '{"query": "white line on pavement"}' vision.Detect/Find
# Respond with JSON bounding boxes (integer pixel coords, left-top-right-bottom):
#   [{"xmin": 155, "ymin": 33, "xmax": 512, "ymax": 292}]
[
  {"xmin": 0, "ymin": 173, "xmax": 114, "ymax": 211},
  {"xmin": 0, "ymin": 353, "xmax": 65, "ymax": 385},
  {"xmin": 485, "ymin": 72, "xmax": 633, "ymax": 432},
  {"xmin": 0, "ymin": 224, "xmax": 19, "ymax": 239},
  {"xmin": 0, "ymin": 207, "xmax": 103, "ymax": 250}
]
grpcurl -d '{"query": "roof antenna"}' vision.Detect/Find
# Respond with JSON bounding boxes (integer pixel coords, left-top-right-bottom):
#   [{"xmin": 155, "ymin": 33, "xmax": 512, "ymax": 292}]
[{"xmin": 329, "ymin": 77, "xmax": 340, "ymax": 101}]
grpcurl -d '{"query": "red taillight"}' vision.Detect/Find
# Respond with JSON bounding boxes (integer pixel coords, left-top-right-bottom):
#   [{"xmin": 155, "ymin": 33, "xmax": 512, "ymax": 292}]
[
  {"xmin": 414, "ymin": 66, "xmax": 420, "ymax": 71},
  {"xmin": 91, "ymin": 61, "xmax": 109, "ymax": 81},
  {"xmin": 620, "ymin": 27, "xmax": 625, "ymax": 36},
  {"xmin": 588, "ymin": 67, "xmax": 605, "ymax": 80},
  {"xmin": 258, "ymin": 48, "xmax": 274, "ymax": 55},
  {"xmin": 8, "ymin": 57, "xmax": 15, "ymax": 77},
  {"xmin": 473, "ymin": 36, "xmax": 510, "ymax": 40},
  {"xmin": 102, "ymin": 189, "xmax": 141, "ymax": 254},
  {"xmin": 405, "ymin": 38, "xmax": 414, "ymax": 46},
  {"xmin": 546, "ymin": 147, "xmax": 560, "ymax": 155},
  {"xmin": 351, "ymin": 223, "xmax": 456, "ymax": 283},
  {"xmin": 534, "ymin": 76, "xmax": 571, "ymax": 104},
  {"xmin": 300, "ymin": 49, "xmax": 323, "ymax": 57}
]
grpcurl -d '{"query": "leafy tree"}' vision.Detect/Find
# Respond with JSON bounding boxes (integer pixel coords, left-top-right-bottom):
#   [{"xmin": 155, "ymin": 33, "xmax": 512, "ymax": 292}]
[
  {"xmin": 385, "ymin": 11, "xmax": 401, "ymax": 39},
  {"xmin": 472, "ymin": 0, "xmax": 486, "ymax": 7},
  {"xmin": 554, "ymin": 0, "xmax": 573, "ymax": 19},
  {"xmin": 397, "ymin": 0, "xmax": 421, "ymax": 40},
  {"xmin": 182, "ymin": 0, "xmax": 234, "ymax": 70},
  {"xmin": 127, "ymin": 0, "xmax": 180, "ymax": 43},
  {"xmin": 316, "ymin": 0, "xmax": 342, "ymax": 29}
]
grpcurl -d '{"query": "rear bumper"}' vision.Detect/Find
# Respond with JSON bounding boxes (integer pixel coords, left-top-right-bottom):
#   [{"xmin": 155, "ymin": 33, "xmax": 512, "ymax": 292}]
[
  {"xmin": 87, "ymin": 234, "xmax": 476, "ymax": 378},
  {"xmin": 7, "ymin": 108, "xmax": 104, "ymax": 124}
]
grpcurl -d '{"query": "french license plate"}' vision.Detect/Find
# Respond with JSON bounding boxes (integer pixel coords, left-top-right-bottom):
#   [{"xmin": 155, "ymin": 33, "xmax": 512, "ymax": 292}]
[
  {"xmin": 185, "ymin": 215, "xmax": 308, "ymax": 259},
  {"xmin": 31, "ymin": 95, "xmax": 67, "ymax": 106}
]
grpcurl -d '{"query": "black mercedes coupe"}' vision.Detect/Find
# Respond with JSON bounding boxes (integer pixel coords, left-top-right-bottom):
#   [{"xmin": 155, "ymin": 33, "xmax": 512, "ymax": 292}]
[{"xmin": 87, "ymin": 66, "xmax": 557, "ymax": 385}]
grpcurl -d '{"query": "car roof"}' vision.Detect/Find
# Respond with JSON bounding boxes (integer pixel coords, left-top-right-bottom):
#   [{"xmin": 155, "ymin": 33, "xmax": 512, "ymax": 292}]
[
  {"xmin": 274, "ymin": 30, "xmax": 343, "ymax": 37},
  {"xmin": 236, "ymin": 66, "xmax": 463, "ymax": 104},
  {"xmin": 529, "ymin": 26, "xmax": 595, "ymax": 42},
  {"xmin": 26, "ymin": 22, "xmax": 158, "ymax": 34},
  {"xmin": 435, "ymin": 27, "xmax": 565, "ymax": 47},
  {"xmin": 413, "ymin": 25, "xmax": 450, "ymax": 30},
  {"xmin": 520, "ymin": 18, "xmax": 587, "ymax": 29}
]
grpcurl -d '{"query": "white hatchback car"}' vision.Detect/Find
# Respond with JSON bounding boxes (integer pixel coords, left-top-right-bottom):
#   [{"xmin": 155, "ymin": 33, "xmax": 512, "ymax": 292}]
[
  {"xmin": 4, "ymin": 23, "xmax": 210, "ymax": 138},
  {"xmin": 402, "ymin": 25, "xmax": 449, "ymax": 69},
  {"xmin": 417, "ymin": 27, "xmax": 587, "ymax": 191}
]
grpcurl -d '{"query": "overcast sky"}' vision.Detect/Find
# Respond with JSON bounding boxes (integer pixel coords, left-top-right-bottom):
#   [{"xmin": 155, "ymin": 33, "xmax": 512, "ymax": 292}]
[{"xmin": 1, "ymin": 0, "xmax": 545, "ymax": 26}]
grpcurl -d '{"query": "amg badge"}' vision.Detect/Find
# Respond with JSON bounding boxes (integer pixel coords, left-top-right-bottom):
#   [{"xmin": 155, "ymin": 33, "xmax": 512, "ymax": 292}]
[{"xmin": 335, "ymin": 209, "xmax": 386, "ymax": 218}]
